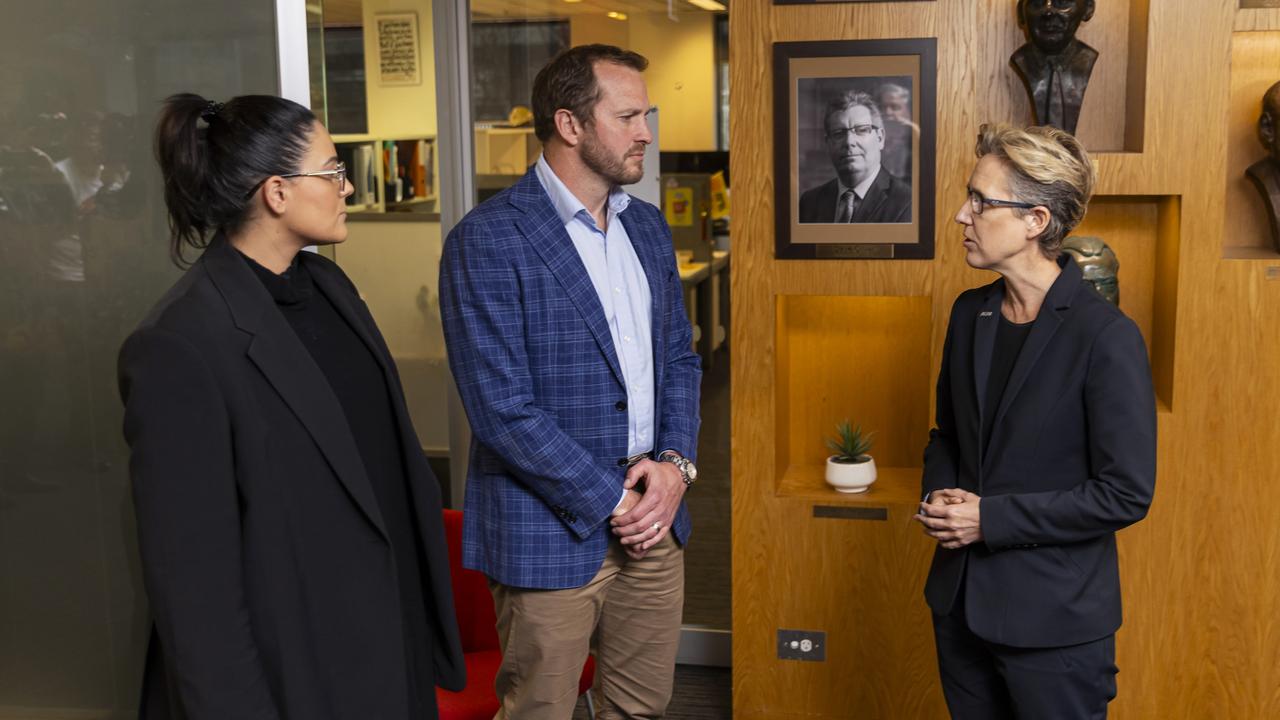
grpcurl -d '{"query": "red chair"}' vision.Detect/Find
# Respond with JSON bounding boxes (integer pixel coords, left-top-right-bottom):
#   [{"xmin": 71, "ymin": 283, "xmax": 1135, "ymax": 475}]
[{"xmin": 436, "ymin": 509, "xmax": 597, "ymax": 719}]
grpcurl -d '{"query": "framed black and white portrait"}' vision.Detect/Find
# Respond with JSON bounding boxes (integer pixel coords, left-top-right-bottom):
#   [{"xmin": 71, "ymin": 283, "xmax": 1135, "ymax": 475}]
[{"xmin": 774, "ymin": 38, "xmax": 937, "ymax": 259}]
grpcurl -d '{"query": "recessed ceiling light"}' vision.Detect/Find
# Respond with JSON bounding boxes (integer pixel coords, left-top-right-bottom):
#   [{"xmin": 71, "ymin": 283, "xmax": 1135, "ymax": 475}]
[
  {"xmin": 563, "ymin": 0, "xmax": 583, "ymax": 3},
  {"xmin": 687, "ymin": 0, "xmax": 727, "ymax": 10},
  {"xmin": 606, "ymin": 11, "xmax": 628, "ymax": 20}
]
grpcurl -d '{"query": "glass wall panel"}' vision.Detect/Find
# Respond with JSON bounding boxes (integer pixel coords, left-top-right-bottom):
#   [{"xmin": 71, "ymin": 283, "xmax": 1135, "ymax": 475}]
[
  {"xmin": 0, "ymin": 1, "xmax": 279, "ymax": 716},
  {"xmin": 466, "ymin": 0, "xmax": 732, "ymax": 633},
  {"xmin": 310, "ymin": 0, "xmax": 452, "ymax": 486}
]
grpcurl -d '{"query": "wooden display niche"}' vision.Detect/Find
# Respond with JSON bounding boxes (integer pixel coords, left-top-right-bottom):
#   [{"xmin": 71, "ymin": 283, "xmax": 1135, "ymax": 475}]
[
  {"xmin": 1225, "ymin": 30, "xmax": 1280, "ymax": 259},
  {"xmin": 775, "ymin": 295, "xmax": 931, "ymax": 503},
  {"xmin": 981, "ymin": 0, "xmax": 1150, "ymax": 154},
  {"xmin": 1072, "ymin": 195, "xmax": 1180, "ymax": 412}
]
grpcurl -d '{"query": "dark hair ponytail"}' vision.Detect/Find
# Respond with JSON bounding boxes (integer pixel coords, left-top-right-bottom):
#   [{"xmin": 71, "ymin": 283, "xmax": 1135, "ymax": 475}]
[{"xmin": 154, "ymin": 93, "xmax": 316, "ymax": 266}]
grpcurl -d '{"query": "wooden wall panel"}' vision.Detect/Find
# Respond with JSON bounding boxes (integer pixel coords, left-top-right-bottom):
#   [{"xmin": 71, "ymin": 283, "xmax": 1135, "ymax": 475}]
[
  {"xmin": 777, "ymin": 295, "xmax": 932, "ymax": 471},
  {"xmin": 732, "ymin": 1, "xmax": 1280, "ymax": 718}
]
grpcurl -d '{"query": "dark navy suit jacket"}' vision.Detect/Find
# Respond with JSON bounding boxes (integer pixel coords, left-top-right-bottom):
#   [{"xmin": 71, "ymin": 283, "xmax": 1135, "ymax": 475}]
[
  {"xmin": 439, "ymin": 167, "xmax": 701, "ymax": 590},
  {"xmin": 797, "ymin": 167, "xmax": 912, "ymax": 224},
  {"xmin": 922, "ymin": 257, "xmax": 1156, "ymax": 648}
]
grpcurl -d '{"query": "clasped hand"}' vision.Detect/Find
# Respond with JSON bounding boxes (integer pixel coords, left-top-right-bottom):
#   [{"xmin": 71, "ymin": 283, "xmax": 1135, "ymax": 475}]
[
  {"xmin": 913, "ymin": 488, "xmax": 983, "ymax": 550},
  {"xmin": 610, "ymin": 459, "xmax": 685, "ymax": 559}
]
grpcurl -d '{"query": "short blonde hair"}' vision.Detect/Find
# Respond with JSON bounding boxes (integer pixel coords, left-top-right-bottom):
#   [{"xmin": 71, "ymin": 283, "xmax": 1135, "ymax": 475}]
[{"xmin": 975, "ymin": 123, "xmax": 1096, "ymax": 259}]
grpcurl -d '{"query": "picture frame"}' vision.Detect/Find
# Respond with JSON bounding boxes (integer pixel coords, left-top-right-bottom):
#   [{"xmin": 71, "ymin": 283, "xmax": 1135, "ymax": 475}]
[
  {"xmin": 774, "ymin": 38, "xmax": 937, "ymax": 259},
  {"xmin": 376, "ymin": 12, "xmax": 422, "ymax": 87}
]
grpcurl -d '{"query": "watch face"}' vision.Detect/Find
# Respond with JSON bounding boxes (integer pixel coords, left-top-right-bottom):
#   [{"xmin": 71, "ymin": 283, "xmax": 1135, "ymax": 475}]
[{"xmin": 685, "ymin": 460, "xmax": 697, "ymax": 481}]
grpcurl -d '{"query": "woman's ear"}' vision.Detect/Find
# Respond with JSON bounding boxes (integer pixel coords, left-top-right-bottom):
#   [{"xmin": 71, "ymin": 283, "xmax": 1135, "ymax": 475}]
[
  {"xmin": 1026, "ymin": 206, "xmax": 1051, "ymax": 240},
  {"xmin": 261, "ymin": 177, "xmax": 289, "ymax": 216}
]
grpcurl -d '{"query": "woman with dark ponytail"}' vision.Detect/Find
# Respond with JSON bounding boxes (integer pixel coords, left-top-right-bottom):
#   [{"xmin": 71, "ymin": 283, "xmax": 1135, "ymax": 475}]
[{"xmin": 118, "ymin": 94, "xmax": 464, "ymax": 719}]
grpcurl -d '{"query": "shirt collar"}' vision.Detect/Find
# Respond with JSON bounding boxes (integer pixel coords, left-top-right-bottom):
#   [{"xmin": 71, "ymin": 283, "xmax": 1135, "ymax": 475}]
[
  {"xmin": 535, "ymin": 154, "xmax": 631, "ymax": 229},
  {"xmin": 838, "ymin": 166, "xmax": 881, "ymax": 200}
]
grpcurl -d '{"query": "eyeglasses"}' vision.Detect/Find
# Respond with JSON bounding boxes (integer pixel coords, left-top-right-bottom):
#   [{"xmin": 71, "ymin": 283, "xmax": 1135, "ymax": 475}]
[
  {"xmin": 825, "ymin": 124, "xmax": 881, "ymax": 143},
  {"xmin": 967, "ymin": 187, "xmax": 1038, "ymax": 216},
  {"xmin": 281, "ymin": 161, "xmax": 346, "ymax": 193},
  {"xmin": 244, "ymin": 161, "xmax": 347, "ymax": 199}
]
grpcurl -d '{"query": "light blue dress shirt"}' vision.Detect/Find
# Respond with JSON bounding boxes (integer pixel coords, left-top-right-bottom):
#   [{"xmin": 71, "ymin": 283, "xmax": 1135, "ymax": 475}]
[{"xmin": 534, "ymin": 156, "xmax": 654, "ymax": 509}]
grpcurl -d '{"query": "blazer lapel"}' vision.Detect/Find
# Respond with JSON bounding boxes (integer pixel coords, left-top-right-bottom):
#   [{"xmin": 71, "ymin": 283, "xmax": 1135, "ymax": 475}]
[
  {"xmin": 306, "ymin": 256, "xmax": 436, "ymax": 502},
  {"xmin": 619, "ymin": 204, "xmax": 667, "ymax": 394},
  {"xmin": 972, "ymin": 282, "xmax": 1004, "ymax": 426},
  {"xmin": 305, "ymin": 256, "xmax": 395, "ymax": 386},
  {"xmin": 202, "ymin": 240, "xmax": 388, "ymax": 540},
  {"xmin": 510, "ymin": 169, "xmax": 626, "ymax": 387},
  {"xmin": 990, "ymin": 257, "xmax": 1083, "ymax": 434},
  {"xmin": 852, "ymin": 169, "xmax": 893, "ymax": 222}
]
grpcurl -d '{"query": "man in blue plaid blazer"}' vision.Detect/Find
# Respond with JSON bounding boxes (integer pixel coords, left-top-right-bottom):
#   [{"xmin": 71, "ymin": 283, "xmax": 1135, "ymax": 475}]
[{"xmin": 439, "ymin": 45, "xmax": 701, "ymax": 719}]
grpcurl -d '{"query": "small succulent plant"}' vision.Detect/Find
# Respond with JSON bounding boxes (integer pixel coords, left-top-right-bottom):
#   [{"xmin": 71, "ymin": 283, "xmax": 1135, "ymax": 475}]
[{"xmin": 826, "ymin": 420, "xmax": 874, "ymax": 464}]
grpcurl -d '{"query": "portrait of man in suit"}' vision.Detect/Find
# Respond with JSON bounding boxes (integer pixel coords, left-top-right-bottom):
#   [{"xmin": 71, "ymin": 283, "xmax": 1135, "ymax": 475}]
[{"xmin": 798, "ymin": 90, "xmax": 912, "ymax": 224}]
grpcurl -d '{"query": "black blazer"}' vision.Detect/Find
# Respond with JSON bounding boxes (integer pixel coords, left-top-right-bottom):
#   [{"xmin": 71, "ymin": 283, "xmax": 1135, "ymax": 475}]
[
  {"xmin": 119, "ymin": 238, "xmax": 465, "ymax": 720},
  {"xmin": 922, "ymin": 257, "xmax": 1156, "ymax": 648},
  {"xmin": 797, "ymin": 167, "xmax": 912, "ymax": 224}
]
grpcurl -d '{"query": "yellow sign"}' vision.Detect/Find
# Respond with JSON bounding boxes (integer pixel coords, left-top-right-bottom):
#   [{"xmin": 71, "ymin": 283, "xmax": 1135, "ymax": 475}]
[
  {"xmin": 709, "ymin": 171, "xmax": 730, "ymax": 220},
  {"xmin": 665, "ymin": 187, "xmax": 694, "ymax": 227}
]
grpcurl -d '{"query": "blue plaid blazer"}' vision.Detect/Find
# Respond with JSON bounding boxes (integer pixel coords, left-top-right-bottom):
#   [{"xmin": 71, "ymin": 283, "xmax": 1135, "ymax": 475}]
[{"xmin": 439, "ymin": 167, "xmax": 701, "ymax": 590}]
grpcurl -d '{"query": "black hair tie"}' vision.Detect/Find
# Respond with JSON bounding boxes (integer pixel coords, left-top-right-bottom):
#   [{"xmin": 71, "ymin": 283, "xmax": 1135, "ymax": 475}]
[{"xmin": 200, "ymin": 101, "xmax": 224, "ymax": 123}]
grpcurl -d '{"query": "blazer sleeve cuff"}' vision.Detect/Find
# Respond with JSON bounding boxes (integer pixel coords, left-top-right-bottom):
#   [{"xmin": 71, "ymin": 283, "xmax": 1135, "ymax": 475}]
[
  {"xmin": 980, "ymin": 493, "xmax": 1016, "ymax": 551},
  {"xmin": 553, "ymin": 468, "xmax": 628, "ymax": 540}
]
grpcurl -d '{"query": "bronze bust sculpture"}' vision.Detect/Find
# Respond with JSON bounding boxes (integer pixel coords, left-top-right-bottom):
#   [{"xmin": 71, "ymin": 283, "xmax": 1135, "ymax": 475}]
[
  {"xmin": 1062, "ymin": 235, "xmax": 1119, "ymax": 305},
  {"xmin": 1245, "ymin": 81, "xmax": 1280, "ymax": 254},
  {"xmin": 1011, "ymin": 0, "xmax": 1098, "ymax": 134}
]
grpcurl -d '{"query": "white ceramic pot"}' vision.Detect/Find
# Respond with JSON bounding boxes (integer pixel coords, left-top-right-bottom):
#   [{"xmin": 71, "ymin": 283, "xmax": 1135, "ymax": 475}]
[{"xmin": 825, "ymin": 455, "xmax": 877, "ymax": 494}]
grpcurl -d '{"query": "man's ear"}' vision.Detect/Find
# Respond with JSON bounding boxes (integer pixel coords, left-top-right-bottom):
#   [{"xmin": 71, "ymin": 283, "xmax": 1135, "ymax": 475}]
[
  {"xmin": 1015, "ymin": 0, "xmax": 1027, "ymax": 29},
  {"xmin": 1082, "ymin": 0, "xmax": 1096, "ymax": 23},
  {"xmin": 553, "ymin": 108, "xmax": 582, "ymax": 148},
  {"xmin": 1260, "ymin": 111, "xmax": 1276, "ymax": 153}
]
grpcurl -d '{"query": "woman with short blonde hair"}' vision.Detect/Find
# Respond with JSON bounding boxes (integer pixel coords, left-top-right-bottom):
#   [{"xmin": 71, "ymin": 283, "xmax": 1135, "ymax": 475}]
[{"xmin": 915, "ymin": 123, "xmax": 1155, "ymax": 719}]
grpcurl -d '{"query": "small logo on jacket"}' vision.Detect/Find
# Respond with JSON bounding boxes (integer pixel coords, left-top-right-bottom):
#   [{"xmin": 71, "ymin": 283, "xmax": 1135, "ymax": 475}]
[{"xmin": 979, "ymin": 311, "xmax": 993, "ymax": 317}]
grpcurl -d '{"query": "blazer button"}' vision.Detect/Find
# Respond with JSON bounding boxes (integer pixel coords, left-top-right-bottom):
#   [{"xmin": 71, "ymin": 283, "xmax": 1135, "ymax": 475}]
[
  {"xmin": 615, "ymin": 400, "xmax": 627, "ymax": 411},
  {"xmin": 617, "ymin": 457, "xmax": 628, "ymax": 467}
]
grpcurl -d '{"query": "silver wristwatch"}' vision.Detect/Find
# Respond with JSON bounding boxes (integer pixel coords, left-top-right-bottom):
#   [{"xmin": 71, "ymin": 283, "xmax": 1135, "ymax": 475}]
[{"xmin": 658, "ymin": 451, "xmax": 698, "ymax": 487}]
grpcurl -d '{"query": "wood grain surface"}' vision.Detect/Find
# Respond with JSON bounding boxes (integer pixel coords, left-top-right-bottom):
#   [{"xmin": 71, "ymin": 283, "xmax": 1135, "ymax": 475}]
[{"xmin": 732, "ymin": 1, "xmax": 1280, "ymax": 718}]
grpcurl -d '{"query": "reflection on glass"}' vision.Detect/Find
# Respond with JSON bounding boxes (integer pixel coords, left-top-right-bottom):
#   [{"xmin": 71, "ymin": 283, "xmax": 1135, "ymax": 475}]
[{"xmin": 0, "ymin": 1, "xmax": 277, "ymax": 715}]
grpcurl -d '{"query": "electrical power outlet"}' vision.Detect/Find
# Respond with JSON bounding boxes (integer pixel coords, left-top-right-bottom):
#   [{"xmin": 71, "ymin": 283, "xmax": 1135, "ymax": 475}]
[{"xmin": 777, "ymin": 629, "xmax": 826, "ymax": 661}]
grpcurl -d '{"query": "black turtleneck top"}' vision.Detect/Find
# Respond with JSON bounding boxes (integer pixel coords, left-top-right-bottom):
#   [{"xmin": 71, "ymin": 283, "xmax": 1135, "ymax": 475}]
[{"xmin": 240, "ymin": 250, "xmax": 437, "ymax": 718}]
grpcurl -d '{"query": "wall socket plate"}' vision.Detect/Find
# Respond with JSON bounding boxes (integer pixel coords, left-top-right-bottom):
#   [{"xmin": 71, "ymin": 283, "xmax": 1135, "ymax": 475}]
[{"xmin": 777, "ymin": 629, "xmax": 826, "ymax": 661}]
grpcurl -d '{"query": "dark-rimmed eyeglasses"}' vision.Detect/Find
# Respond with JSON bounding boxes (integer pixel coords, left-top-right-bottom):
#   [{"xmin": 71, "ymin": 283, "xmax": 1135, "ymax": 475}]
[
  {"xmin": 244, "ymin": 161, "xmax": 347, "ymax": 199},
  {"xmin": 825, "ymin": 124, "xmax": 881, "ymax": 143},
  {"xmin": 967, "ymin": 187, "xmax": 1038, "ymax": 216}
]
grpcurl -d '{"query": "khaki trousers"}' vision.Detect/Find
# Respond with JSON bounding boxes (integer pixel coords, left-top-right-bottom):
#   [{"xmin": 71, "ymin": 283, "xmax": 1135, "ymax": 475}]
[{"xmin": 488, "ymin": 534, "xmax": 685, "ymax": 720}]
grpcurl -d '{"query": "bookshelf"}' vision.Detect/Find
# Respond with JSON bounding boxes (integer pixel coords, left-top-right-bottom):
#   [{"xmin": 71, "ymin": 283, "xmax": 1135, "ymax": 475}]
[{"xmin": 332, "ymin": 133, "xmax": 437, "ymax": 214}]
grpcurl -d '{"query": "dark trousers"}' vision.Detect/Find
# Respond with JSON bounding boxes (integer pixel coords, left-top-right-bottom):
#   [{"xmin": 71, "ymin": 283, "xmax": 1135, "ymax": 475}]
[{"xmin": 932, "ymin": 603, "xmax": 1118, "ymax": 720}]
